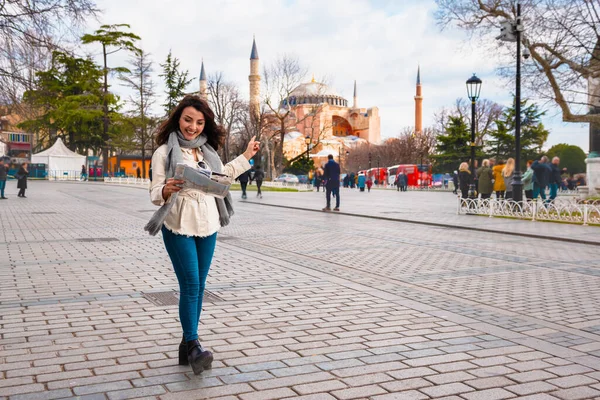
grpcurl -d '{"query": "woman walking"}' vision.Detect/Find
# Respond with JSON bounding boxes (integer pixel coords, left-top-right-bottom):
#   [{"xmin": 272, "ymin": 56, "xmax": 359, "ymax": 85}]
[
  {"xmin": 458, "ymin": 162, "xmax": 472, "ymax": 199},
  {"xmin": 145, "ymin": 95, "xmax": 259, "ymax": 375},
  {"xmin": 502, "ymin": 158, "xmax": 515, "ymax": 200},
  {"xmin": 492, "ymin": 159, "xmax": 506, "ymax": 199},
  {"xmin": 17, "ymin": 162, "xmax": 29, "ymax": 198},
  {"xmin": 477, "ymin": 159, "xmax": 493, "ymax": 199}
]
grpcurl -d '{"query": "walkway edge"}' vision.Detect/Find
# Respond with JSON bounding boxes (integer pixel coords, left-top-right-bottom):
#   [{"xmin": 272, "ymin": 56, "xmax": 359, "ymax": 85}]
[{"xmin": 244, "ymin": 200, "xmax": 600, "ymax": 247}]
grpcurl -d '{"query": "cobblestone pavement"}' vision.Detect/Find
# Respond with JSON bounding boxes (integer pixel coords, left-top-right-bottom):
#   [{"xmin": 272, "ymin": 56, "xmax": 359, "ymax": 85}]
[
  {"xmin": 1, "ymin": 181, "xmax": 599, "ymax": 400},
  {"xmin": 242, "ymin": 187, "xmax": 600, "ymax": 244}
]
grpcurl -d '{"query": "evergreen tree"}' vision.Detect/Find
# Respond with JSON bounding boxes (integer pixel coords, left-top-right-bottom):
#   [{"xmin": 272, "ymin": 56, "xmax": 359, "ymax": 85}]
[
  {"xmin": 160, "ymin": 50, "xmax": 193, "ymax": 116},
  {"xmin": 119, "ymin": 49, "xmax": 156, "ymax": 178},
  {"xmin": 432, "ymin": 116, "xmax": 479, "ymax": 173},
  {"xmin": 547, "ymin": 144, "xmax": 586, "ymax": 174},
  {"xmin": 19, "ymin": 51, "xmax": 118, "ymax": 155},
  {"xmin": 81, "ymin": 24, "xmax": 141, "ymax": 173},
  {"xmin": 486, "ymin": 98, "xmax": 549, "ymax": 166}
]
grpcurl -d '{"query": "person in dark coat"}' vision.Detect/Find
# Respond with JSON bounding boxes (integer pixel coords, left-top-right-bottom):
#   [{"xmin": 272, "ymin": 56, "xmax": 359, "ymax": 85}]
[
  {"xmin": 236, "ymin": 169, "xmax": 251, "ymax": 199},
  {"xmin": 322, "ymin": 154, "xmax": 340, "ymax": 211},
  {"xmin": 458, "ymin": 162, "xmax": 473, "ymax": 198},
  {"xmin": 548, "ymin": 157, "xmax": 562, "ymax": 202},
  {"xmin": 531, "ymin": 156, "xmax": 551, "ymax": 202},
  {"xmin": 16, "ymin": 162, "xmax": 29, "ymax": 198},
  {"xmin": 252, "ymin": 165, "xmax": 264, "ymax": 198},
  {"xmin": 476, "ymin": 159, "xmax": 493, "ymax": 199},
  {"xmin": 452, "ymin": 171, "xmax": 458, "ymax": 194}
]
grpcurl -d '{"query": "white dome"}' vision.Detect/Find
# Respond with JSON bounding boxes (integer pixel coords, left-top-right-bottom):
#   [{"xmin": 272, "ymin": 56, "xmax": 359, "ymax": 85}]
[
  {"xmin": 290, "ymin": 82, "xmax": 340, "ymax": 97},
  {"xmin": 282, "ymin": 81, "xmax": 348, "ymax": 107}
]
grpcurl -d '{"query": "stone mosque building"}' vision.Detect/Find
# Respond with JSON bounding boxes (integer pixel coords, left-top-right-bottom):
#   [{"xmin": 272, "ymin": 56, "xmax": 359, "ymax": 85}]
[{"xmin": 198, "ymin": 38, "xmax": 383, "ymax": 167}]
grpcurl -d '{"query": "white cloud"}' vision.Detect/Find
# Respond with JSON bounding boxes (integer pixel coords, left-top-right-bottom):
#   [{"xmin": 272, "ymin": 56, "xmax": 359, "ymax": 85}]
[{"xmin": 89, "ymin": 0, "xmax": 590, "ymax": 152}]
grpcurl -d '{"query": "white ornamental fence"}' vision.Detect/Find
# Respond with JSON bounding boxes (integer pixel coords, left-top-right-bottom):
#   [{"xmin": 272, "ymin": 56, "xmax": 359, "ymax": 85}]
[
  {"xmin": 458, "ymin": 197, "xmax": 600, "ymax": 226},
  {"xmin": 103, "ymin": 177, "xmax": 313, "ymax": 191},
  {"xmin": 104, "ymin": 177, "xmax": 151, "ymax": 186}
]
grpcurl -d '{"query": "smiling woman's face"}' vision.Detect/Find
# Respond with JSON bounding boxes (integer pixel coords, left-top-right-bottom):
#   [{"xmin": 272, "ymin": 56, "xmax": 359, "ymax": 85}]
[{"xmin": 179, "ymin": 106, "xmax": 205, "ymax": 140}]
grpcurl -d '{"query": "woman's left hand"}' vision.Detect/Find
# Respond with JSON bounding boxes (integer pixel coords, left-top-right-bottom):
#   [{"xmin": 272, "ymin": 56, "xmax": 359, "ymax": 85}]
[{"xmin": 243, "ymin": 136, "xmax": 261, "ymax": 160}]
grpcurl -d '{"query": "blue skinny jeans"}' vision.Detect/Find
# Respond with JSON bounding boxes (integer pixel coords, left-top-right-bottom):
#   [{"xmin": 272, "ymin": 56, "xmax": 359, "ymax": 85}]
[
  {"xmin": 161, "ymin": 226, "xmax": 217, "ymax": 342},
  {"xmin": 0, "ymin": 180, "xmax": 5, "ymax": 197}
]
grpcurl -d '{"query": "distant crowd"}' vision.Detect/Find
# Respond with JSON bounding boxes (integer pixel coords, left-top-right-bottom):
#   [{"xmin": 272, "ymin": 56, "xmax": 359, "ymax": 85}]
[{"xmin": 455, "ymin": 156, "xmax": 585, "ymax": 203}]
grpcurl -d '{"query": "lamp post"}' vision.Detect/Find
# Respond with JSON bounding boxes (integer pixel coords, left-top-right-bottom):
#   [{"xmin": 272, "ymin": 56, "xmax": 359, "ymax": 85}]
[
  {"xmin": 304, "ymin": 135, "xmax": 311, "ymax": 161},
  {"xmin": 466, "ymin": 73, "xmax": 482, "ymax": 198},
  {"xmin": 496, "ymin": 2, "xmax": 525, "ymax": 202},
  {"xmin": 377, "ymin": 156, "xmax": 380, "ymax": 186},
  {"xmin": 512, "ymin": 3, "xmax": 524, "ymax": 202}
]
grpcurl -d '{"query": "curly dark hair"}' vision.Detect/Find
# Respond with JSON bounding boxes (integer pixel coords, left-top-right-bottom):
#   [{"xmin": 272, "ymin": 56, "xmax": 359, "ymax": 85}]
[{"xmin": 155, "ymin": 95, "xmax": 225, "ymax": 150}]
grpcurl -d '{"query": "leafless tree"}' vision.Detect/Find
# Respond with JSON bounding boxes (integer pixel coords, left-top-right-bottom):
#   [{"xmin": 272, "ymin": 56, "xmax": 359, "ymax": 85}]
[
  {"xmin": 207, "ymin": 72, "xmax": 246, "ymax": 163},
  {"xmin": 0, "ymin": 0, "xmax": 98, "ymax": 109},
  {"xmin": 263, "ymin": 54, "xmax": 317, "ymax": 174},
  {"xmin": 435, "ymin": 0, "xmax": 600, "ymax": 124},
  {"xmin": 346, "ymin": 127, "xmax": 437, "ymax": 173},
  {"xmin": 433, "ymin": 98, "xmax": 504, "ymax": 145}
]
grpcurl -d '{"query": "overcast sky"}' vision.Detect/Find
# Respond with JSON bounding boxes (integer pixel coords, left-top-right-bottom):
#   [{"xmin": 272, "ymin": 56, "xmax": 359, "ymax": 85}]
[{"xmin": 88, "ymin": 0, "xmax": 589, "ymax": 152}]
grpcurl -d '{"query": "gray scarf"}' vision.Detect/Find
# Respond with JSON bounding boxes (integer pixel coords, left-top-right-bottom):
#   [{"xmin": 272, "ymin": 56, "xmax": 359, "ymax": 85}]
[{"xmin": 144, "ymin": 131, "xmax": 234, "ymax": 236}]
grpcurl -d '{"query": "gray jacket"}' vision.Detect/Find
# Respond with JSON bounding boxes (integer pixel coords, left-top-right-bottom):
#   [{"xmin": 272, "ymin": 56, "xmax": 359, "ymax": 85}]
[
  {"xmin": 0, "ymin": 164, "xmax": 7, "ymax": 181},
  {"xmin": 503, "ymin": 172, "xmax": 514, "ymax": 193}
]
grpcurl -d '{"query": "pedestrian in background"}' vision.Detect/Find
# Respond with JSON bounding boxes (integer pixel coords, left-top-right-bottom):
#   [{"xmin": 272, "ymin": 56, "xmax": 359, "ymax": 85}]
[
  {"xmin": 452, "ymin": 170, "xmax": 458, "ymax": 194},
  {"xmin": 492, "ymin": 159, "xmax": 506, "ymax": 199},
  {"xmin": 531, "ymin": 156, "xmax": 550, "ymax": 202},
  {"xmin": 521, "ymin": 160, "xmax": 535, "ymax": 201},
  {"xmin": 366, "ymin": 177, "xmax": 373, "ymax": 192},
  {"xmin": 458, "ymin": 162, "xmax": 472, "ymax": 199},
  {"xmin": 502, "ymin": 158, "xmax": 515, "ymax": 200},
  {"xmin": 145, "ymin": 95, "xmax": 259, "ymax": 375},
  {"xmin": 549, "ymin": 156, "xmax": 561, "ymax": 202},
  {"xmin": 322, "ymin": 154, "xmax": 341, "ymax": 211},
  {"xmin": 236, "ymin": 169, "xmax": 251, "ymax": 199},
  {"xmin": 477, "ymin": 159, "xmax": 493, "ymax": 199},
  {"xmin": 80, "ymin": 165, "xmax": 87, "ymax": 181},
  {"xmin": 358, "ymin": 173, "xmax": 366, "ymax": 192},
  {"xmin": 252, "ymin": 165, "xmax": 264, "ymax": 198},
  {"xmin": 16, "ymin": 162, "xmax": 29, "ymax": 198},
  {"xmin": 0, "ymin": 159, "xmax": 8, "ymax": 199}
]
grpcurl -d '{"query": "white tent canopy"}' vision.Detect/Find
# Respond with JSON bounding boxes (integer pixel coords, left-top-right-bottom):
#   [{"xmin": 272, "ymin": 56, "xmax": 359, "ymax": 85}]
[{"xmin": 31, "ymin": 138, "xmax": 86, "ymax": 179}]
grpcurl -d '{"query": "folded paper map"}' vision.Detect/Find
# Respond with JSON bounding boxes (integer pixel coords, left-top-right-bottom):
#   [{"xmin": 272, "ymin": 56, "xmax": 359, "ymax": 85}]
[{"xmin": 174, "ymin": 163, "xmax": 230, "ymax": 199}]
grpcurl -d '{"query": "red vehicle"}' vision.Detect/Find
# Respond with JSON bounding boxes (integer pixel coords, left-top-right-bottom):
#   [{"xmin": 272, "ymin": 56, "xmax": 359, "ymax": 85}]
[
  {"xmin": 367, "ymin": 168, "xmax": 387, "ymax": 185},
  {"xmin": 387, "ymin": 164, "xmax": 432, "ymax": 187}
]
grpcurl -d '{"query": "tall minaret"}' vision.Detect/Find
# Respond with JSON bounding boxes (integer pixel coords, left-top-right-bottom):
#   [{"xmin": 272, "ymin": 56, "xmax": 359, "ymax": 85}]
[
  {"xmin": 249, "ymin": 37, "xmax": 260, "ymax": 120},
  {"xmin": 353, "ymin": 80, "xmax": 358, "ymax": 108},
  {"xmin": 199, "ymin": 60, "xmax": 207, "ymax": 100},
  {"xmin": 415, "ymin": 66, "xmax": 423, "ymax": 134}
]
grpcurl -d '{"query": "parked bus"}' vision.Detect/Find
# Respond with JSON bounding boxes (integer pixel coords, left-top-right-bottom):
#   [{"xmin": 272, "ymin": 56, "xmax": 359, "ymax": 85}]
[
  {"xmin": 387, "ymin": 164, "xmax": 432, "ymax": 187},
  {"xmin": 367, "ymin": 167, "xmax": 387, "ymax": 185}
]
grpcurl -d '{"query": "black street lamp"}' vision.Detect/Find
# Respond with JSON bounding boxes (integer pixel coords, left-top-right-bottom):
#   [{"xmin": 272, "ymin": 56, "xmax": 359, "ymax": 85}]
[
  {"xmin": 496, "ymin": 2, "xmax": 525, "ymax": 202},
  {"xmin": 512, "ymin": 3, "xmax": 524, "ymax": 203},
  {"xmin": 345, "ymin": 150, "xmax": 350, "ymax": 173},
  {"xmin": 466, "ymin": 73, "xmax": 482, "ymax": 198}
]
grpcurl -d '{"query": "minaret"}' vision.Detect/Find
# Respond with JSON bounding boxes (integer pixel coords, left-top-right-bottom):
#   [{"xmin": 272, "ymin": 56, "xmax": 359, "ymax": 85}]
[
  {"xmin": 249, "ymin": 37, "xmax": 260, "ymax": 121},
  {"xmin": 415, "ymin": 66, "xmax": 423, "ymax": 134},
  {"xmin": 353, "ymin": 80, "xmax": 358, "ymax": 108},
  {"xmin": 199, "ymin": 60, "xmax": 207, "ymax": 100}
]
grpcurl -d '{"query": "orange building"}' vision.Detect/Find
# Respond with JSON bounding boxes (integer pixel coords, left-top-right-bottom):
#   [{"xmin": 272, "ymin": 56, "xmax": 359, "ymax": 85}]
[{"xmin": 108, "ymin": 155, "xmax": 151, "ymax": 178}]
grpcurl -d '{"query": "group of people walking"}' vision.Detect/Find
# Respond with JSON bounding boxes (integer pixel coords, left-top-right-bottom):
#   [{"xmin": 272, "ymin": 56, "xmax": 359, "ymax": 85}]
[
  {"xmin": 0, "ymin": 159, "xmax": 29, "ymax": 199},
  {"xmin": 457, "ymin": 156, "xmax": 564, "ymax": 203},
  {"xmin": 236, "ymin": 165, "xmax": 265, "ymax": 199}
]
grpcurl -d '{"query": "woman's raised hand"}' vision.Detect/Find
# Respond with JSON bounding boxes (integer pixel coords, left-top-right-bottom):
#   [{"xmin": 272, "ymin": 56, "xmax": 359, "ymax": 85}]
[{"xmin": 243, "ymin": 136, "xmax": 261, "ymax": 160}]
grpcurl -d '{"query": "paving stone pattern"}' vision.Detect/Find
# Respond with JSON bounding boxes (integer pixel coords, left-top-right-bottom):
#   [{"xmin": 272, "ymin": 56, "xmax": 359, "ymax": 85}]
[{"xmin": 0, "ymin": 181, "xmax": 599, "ymax": 399}]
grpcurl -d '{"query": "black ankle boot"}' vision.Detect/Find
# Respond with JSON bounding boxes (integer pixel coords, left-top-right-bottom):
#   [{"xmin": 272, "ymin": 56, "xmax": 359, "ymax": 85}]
[
  {"xmin": 187, "ymin": 339, "xmax": 213, "ymax": 375},
  {"xmin": 178, "ymin": 337, "xmax": 188, "ymax": 366}
]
